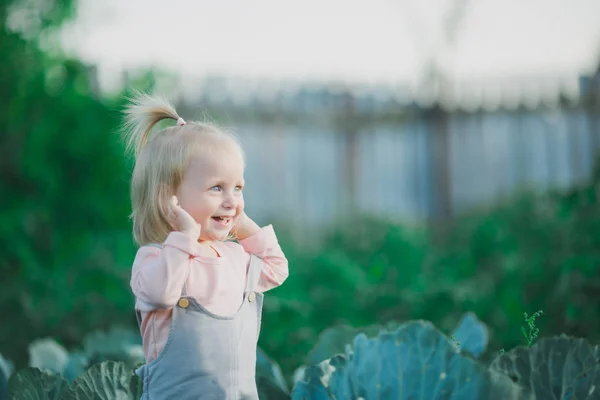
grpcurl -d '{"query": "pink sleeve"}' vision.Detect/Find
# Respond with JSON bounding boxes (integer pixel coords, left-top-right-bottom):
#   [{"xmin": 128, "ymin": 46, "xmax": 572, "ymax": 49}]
[
  {"xmin": 238, "ymin": 224, "xmax": 289, "ymax": 292},
  {"xmin": 130, "ymin": 231, "xmax": 203, "ymax": 309}
]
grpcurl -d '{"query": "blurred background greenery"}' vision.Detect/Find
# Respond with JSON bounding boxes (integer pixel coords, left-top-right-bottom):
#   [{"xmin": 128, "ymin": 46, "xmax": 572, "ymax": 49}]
[{"xmin": 2, "ymin": 0, "xmax": 600, "ymax": 387}]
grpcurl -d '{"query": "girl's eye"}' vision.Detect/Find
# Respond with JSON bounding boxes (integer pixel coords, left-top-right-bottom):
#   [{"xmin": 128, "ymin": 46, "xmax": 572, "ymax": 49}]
[
  {"xmin": 235, "ymin": 186, "xmax": 243, "ymax": 192},
  {"xmin": 210, "ymin": 185, "xmax": 221, "ymax": 192}
]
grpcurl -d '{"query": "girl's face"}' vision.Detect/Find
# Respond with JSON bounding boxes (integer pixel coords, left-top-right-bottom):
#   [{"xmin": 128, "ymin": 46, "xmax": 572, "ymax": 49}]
[{"xmin": 175, "ymin": 147, "xmax": 245, "ymax": 243}]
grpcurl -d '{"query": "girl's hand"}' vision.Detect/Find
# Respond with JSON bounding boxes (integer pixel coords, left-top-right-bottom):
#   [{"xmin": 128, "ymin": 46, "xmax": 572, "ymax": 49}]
[
  {"xmin": 168, "ymin": 196, "xmax": 201, "ymax": 239},
  {"xmin": 233, "ymin": 211, "xmax": 260, "ymax": 240}
]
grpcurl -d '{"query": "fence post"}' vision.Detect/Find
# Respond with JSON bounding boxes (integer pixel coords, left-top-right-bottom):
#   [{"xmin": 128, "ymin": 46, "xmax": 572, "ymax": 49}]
[
  {"xmin": 585, "ymin": 70, "xmax": 600, "ymax": 168},
  {"xmin": 340, "ymin": 90, "xmax": 359, "ymax": 215},
  {"xmin": 426, "ymin": 104, "xmax": 453, "ymax": 225}
]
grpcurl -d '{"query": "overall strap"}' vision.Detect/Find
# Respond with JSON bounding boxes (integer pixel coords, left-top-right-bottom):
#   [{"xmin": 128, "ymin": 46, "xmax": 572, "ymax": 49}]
[
  {"xmin": 147, "ymin": 242, "xmax": 188, "ymax": 296},
  {"xmin": 245, "ymin": 254, "xmax": 262, "ymax": 293}
]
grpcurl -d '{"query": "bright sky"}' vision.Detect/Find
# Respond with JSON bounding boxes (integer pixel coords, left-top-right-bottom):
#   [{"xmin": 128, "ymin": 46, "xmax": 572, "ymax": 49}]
[{"xmin": 60, "ymin": 0, "xmax": 600, "ymax": 91}]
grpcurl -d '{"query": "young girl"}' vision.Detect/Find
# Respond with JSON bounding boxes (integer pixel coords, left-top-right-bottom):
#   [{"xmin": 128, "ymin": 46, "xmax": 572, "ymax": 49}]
[{"xmin": 122, "ymin": 93, "xmax": 289, "ymax": 399}]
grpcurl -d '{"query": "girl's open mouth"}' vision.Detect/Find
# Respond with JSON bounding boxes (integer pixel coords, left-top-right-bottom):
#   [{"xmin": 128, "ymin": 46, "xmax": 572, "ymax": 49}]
[{"xmin": 212, "ymin": 216, "xmax": 232, "ymax": 227}]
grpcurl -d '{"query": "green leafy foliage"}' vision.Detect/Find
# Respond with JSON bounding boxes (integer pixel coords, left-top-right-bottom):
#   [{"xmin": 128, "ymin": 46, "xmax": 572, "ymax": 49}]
[
  {"xmin": 80, "ymin": 327, "xmax": 145, "ymax": 369},
  {"xmin": 3, "ymin": 314, "xmax": 599, "ymax": 400},
  {"xmin": 25, "ymin": 338, "xmax": 71, "ymax": 385},
  {"xmin": 21, "ymin": 327, "xmax": 145, "ymax": 386},
  {"xmin": 520, "ymin": 310, "xmax": 543, "ymax": 348},
  {"xmin": 293, "ymin": 319, "xmax": 600, "ymax": 400},
  {"xmin": 1, "ymin": 0, "xmax": 139, "ymax": 370},
  {"xmin": 1, "ymin": 327, "xmax": 290, "ymax": 399},
  {"xmin": 489, "ymin": 336, "xmax": 600, "ymax": 399},
  {"xmin": 261, "ymin": 169, "xmax": 600, "ymax": 378},
  {"xmin": 5, "ymin": 313, "xmax": 600, "ymax": 400}
]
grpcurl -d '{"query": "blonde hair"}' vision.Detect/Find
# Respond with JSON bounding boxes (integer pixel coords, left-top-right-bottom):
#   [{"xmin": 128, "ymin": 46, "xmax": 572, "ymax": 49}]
[{"xmin": 121, "ymin": 91, "xmax": 244, "ymax": 246}]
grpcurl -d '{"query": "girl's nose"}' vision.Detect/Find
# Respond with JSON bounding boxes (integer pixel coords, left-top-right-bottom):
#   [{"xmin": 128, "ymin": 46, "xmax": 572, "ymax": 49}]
[{"xmin": 222, "ymin": 194, "xmax": 236, "ymax": 209}]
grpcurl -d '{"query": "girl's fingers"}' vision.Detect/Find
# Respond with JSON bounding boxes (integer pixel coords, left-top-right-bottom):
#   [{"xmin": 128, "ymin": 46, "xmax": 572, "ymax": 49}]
[
  {"xmin": 167, "ymin": 203, "xmax": 179, "ymax": 222},
  {"xmin": 167, "ymin": 196, "xmax": 198, "ymax": 233}
]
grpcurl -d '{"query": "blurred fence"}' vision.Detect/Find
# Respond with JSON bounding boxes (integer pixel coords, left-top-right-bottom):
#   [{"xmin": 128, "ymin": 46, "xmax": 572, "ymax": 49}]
[{"xmin": 163, "ymin": 70, "xmax": 600, "ymax": 232}]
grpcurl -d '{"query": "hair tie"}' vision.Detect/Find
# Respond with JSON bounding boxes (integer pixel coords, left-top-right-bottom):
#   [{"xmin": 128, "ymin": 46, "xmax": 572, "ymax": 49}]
[{"xmin": 176, "ymin": 117, "xmax": 186, "ymax": 126}]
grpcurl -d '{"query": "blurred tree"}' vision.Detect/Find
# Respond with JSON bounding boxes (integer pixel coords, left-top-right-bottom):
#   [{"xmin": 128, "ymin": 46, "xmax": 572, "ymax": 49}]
[{"xmin": 0, "ymin": 0, "xmax": 136, "ymax": 366}]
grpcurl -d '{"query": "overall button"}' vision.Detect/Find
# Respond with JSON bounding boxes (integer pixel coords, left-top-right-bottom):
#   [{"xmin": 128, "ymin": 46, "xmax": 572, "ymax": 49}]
[
  {"xmin": 178, "ymin": 298, "xmax": 190, "ymax": 308},
  {"xmin": 248, "ymin": 292, "xmax": 256, "ymax": 302}
]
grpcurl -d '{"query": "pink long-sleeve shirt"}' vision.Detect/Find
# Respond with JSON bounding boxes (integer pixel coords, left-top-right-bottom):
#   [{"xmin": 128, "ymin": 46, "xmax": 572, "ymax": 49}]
[{"xmin": 130, "ymin": 225, "xmax": 289, "ymax": 362}]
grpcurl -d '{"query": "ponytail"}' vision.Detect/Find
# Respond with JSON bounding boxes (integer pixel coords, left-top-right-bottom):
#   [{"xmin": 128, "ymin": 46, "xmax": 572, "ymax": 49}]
[{"xmin": 121, "ymin": 91, "xmax": 182, "ymax": 157}]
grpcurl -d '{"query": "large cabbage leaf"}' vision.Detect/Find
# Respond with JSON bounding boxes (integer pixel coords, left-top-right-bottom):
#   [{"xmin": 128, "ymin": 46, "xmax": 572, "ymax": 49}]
[
  {"xmin": 292, "ymin": 320, "xmax": 526, "ymax": 400},
  {"xmin": 450, "ymin": 312, "xmax": 489, "ymax": 358},
  {"xmin": 290, "ymin": 358, "xmax": 336, "ymax": 400},
  {"xmin": 256, "ymin": 347, "xmax": 289, "ymax": 399},
  {"xmin": 8, "ymin": 361, "xmax": 139, "ymax": 400},
  {"xmin": 304, "ymin": 323, "xmax": 390, "ymax": 367},
  {"xmin": 489, "ymin": 335, "xmax": 600, "ymax": 399},
  {"xmin": 8, "ymin": 368, "xmax": 67, "ymax": 400},
  {"xmin": 61, "ymin": 361, "xmax": 137, "ymax": 400},
  {"xmin": 303, "ymin": 311, "xmax": 489, "ymax": 373}
]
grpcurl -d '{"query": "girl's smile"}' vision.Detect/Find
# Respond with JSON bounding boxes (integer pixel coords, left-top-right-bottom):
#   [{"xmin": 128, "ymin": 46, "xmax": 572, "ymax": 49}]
[{"xmin": 211, "ymin": 215, "xmax": 234, "ymax": 228}]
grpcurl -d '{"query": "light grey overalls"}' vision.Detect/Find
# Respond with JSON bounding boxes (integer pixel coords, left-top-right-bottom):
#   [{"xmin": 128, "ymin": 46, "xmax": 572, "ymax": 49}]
[{"xmin": 135, "ymin": 253, "xmax": 264, "ymax": 399}]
